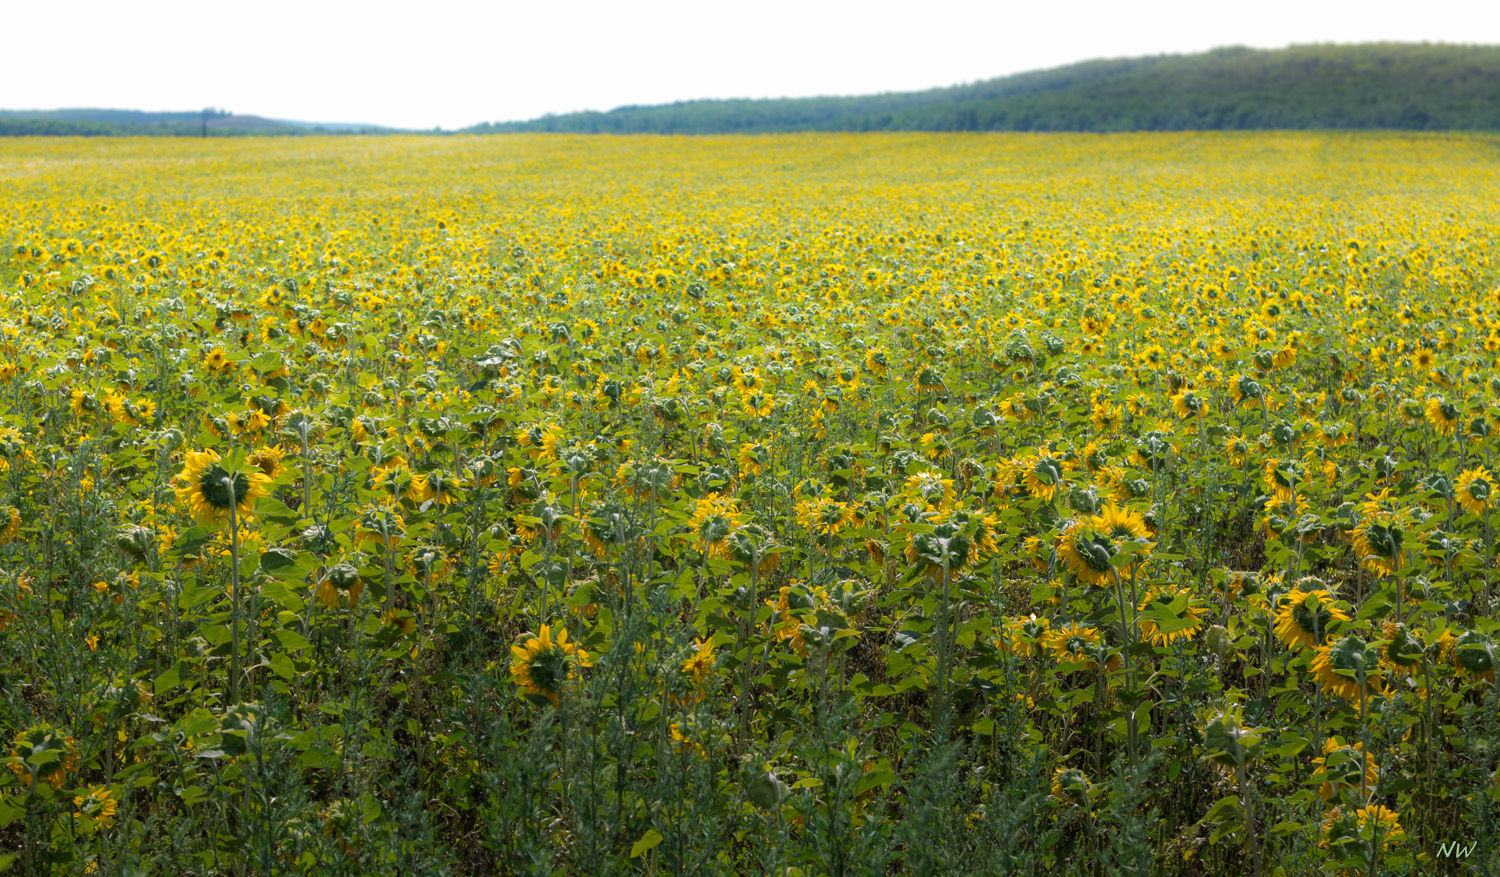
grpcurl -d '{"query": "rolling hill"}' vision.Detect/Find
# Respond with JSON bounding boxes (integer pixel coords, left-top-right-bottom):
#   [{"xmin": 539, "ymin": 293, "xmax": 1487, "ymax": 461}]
[{"xmin": 467, "ymin": 43, "xmax": 1500, "ymax": 134}]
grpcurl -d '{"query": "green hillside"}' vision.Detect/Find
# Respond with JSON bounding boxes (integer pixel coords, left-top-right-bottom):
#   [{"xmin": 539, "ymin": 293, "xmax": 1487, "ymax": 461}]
[
  {"xmin": 469, "ymin": 43, "xmax": 1500, "ymax": 134},
  {"xmin": 0, "ymin": 109, "xmax": 390, "ymax": 136}
]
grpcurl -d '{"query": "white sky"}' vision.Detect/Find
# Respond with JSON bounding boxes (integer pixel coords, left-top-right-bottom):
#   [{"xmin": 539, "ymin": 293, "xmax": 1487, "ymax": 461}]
[{"xmin": 2, "ymin": 0, "xmax": 1495, "ymax": 130}]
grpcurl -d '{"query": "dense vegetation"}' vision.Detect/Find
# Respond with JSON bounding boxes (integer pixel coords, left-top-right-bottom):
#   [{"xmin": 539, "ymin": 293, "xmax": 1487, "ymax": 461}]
[
  {"xmin": 0, "ymin": 132, "xmax": 1499, "ymax": 875},
  {"xmin": 470, "ymin": 43, "xmax": 1500, "ymax": 134}
]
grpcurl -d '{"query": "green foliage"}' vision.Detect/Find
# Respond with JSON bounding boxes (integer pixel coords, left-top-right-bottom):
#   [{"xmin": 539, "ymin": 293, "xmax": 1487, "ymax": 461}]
[{"xmin": 471, "ymin": 43, "xmax": 1500, "ymax": 134}]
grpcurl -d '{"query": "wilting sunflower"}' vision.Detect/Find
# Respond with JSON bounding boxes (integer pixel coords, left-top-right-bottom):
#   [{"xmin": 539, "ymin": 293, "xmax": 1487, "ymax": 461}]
[
  {"xmin": 510, "ymin": 624, "xmax": 592, "ymax": 707},
  {"xmin": 1135, "ymin": 586, "xmax": 1206, "ymax": 646},
  {"xmin": 1273, "ymin": 587, "xmax": 1348, "ymax": 650},
  {"xmin": 1312, "ymin": 737, "xmax": 1379, "ymax": 801},
  {"xmin": 1312, "ymin": 633, "xmax": 1383, "ymax": 701},
  {"xmin": 315, "ymin": 563, "xmax": 365, "ymax": 609},
  {"xmin": 1455, "ymin": 467, "xmax": 1494, "ymax": 517},
  {"xmin": 173, "ymin": 449, "xmax": 271, "ymax": 527}
]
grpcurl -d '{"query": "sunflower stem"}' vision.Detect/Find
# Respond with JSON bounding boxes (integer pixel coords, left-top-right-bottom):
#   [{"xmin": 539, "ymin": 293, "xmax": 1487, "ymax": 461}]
[{"xmin": 224, "ymin": 475, "xmax": 241, "ymax": 708}]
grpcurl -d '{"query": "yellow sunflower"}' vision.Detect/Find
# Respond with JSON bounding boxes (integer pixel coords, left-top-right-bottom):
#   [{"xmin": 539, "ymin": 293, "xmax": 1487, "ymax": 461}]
[
  {"xmin": 1019, "ymin": 451, "xmax": 1066, "ymax": 501},
  {"xmin": 1312, "ymin": 633, "xmax": 1383, "ymax": 702},
  {"xmin": 1425, "ymin": 397, "xmax": 1459, "ymax": 435},
  {"xmin": 1057, "ymin": 505, "xmax": 1152, "ymax": 587},
  {"xmin": 1050, "ymin": 767, "xmax": 1090, "ymax": 807},
  {"xmin": 1455, "ymin": 467, "xmax": 1494, "ymax": 517},
  {"xmin": 173, "ymin": 449, "xmax": 271, "ymax": 527},
  {"xmin": 1135, "ymin": 586, "xmax": 1206, "ymax": 646},
  {"xmin": 1273, "ymin": 587, "xmax": 1348, "ymax": 651},
  {"xmin": 1312, "ymin": 737, "xmax": 1378, "ymax": 801},
  {"xmin": 510, "ymin": 624, "xmax": 592, "ymax": 707}
]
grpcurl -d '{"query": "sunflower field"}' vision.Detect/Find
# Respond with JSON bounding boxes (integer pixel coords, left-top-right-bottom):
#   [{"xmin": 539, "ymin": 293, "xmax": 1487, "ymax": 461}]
[{"xmin": 1, "ymin": 132, "xmax": 1499, "ymax": 875}]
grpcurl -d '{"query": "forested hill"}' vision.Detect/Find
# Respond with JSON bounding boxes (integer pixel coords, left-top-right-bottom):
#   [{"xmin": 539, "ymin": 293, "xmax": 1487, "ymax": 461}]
[
  {"xmin": 469, "ymin": 43, "xmax": 1500, "ymax": 134},
  {"xmin": 0, "ymin": 109, "xmax": 389, "ymax": 136}
]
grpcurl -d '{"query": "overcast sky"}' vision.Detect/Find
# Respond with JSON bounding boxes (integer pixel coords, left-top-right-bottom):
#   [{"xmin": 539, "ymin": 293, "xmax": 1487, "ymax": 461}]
[{"xmin": 2, "ymin": 0, "xmax": 1495, "ymax": 130}]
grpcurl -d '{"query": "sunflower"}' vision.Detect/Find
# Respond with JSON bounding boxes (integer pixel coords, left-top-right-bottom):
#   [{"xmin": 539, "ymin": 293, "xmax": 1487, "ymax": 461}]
[
  {"xmin": 1057, "ymin": 505, "xmax": 1152, "ymax": 587},
  {"xmin": 1313, "ymin": 634, "xmax": 1383, "ymax": 701},
  {"xmin": 8, "ymin": 725, "xmax": 78, "ymax": 790},
  {"xmin": 1135, "ymin": 586, "xmax": 1206, "ymax": 646},
  {"xmin": 248, "ymin": 445, "xmax": 286, "ymax": 479},
  {"xmin": 1379, "ymin": 620, "xmax": 1425, "ymax": 677},
  {"xmin": 73, "ymin": 784, "xmax": 119, "ymax": 834},
  {"xmin": 1451, "ymin": 630, "xmax": 1496, "ymax": 681},
  {"xmin": 905, "ymin": 471, "xmax": 955, "ymax": 507},
  {"xmin": 1091, "ymin": 399, "xmax": 1121, "ymax": 433},
  {"xmin": 510, "ymin": 624, "xmax": 591, "ymax": 707},
  {"xmin": 738, "ymin": 442, "xmax": 769, "ymax": 476},
  {"xmin": 997, "ymin": 614, "xmax": 1051, "ymax": 658},
  {"xmin": 1455, "ymin": 467, "xmax": 1494, "ymax": 517},
  {"xmin": 1018, "ymin": 451, "xmax": 1066, "ymax": 501},
  {"xmin": 1321, "ymin": 805, "xmax": 1403, "ymax": 857},
  {"xmin": 1050, "ymin": 767, "xmax": 1090, "ymax": 807},
  {"xmin": 680, "ymin": 637, "xmax": 716, "ymax": 686},
  {"xmin": 0, "ymin": 506, "xmax": 19, "ymax": 544},
  {"xmin": 1171, "ymin": 390, "xmax": 1204, "ymax": 420},
  {"xmin": 1312, "ymin": 737, "xmax": 1379, "ymax": 801},
  {"xmin": 728, "ymin": 523, "xmax": 781, "ymax": 577},
  {"xmin": 1223, "ymin": 435, "xmax": 1250, "ymax": 466},
  {"xmin": 1047, "ymin": 622, "xmax": 1119, "ymax": 671},
  {"xmin": 1351, "ymin": 513, "xmax": 1405, "ymax": 579},
  {"xmin": 1425, "ymin": 397, "xmax": 1459, "ymax": 435},
  {"xmin": 689, "ymin": 493, "xmax": 742, "ymax": 560},
  {"xmin": 1273, "ymin": 587, "xmax": 1347, "ymax": 650},
  {"xmin": 173, "ymin": 449, "xmax": 270, "ymax": 527},
  {"xmin": 904, "ymin": 517, "xmax": 974, "ymax": 581},
  {"xmin": 741, "ymin": 391, "xmax": 774, "ymax": 419},
  {"xmin": 1261, "ymin": 458, "xmax": 1300, "ymax": 502},
  {"xmin": 913, "ymin": 366, "xmax": 946, "ymax": 393}
]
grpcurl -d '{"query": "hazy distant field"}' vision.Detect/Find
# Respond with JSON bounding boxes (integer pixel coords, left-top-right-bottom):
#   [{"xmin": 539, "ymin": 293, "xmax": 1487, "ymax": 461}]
[{"xmin": 1, "ymin": 132, "xmax": 1498, "ymax": 875}]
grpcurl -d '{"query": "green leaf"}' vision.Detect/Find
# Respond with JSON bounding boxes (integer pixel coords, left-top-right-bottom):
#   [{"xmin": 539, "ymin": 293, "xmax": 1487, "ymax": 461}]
[
  {"xmin": 853, "ymin": 768, "xmax": 896, "ymax": 797},
  {"xmin": 154, "ymin": 660, "xmax": 191, "ymax": 694},
  {"xmin": 630, "ymin": 828, "xmax": 664, "ymax": 858},
  {"xmin": 274, "ymin": 629, "xmax": 313, "ymax": 652},
  {"xmin": 268, "ymin": 652, "xmax": 297, "ymax": 681},
  {"xmin": 171, "ymin": 526, "xmax": 215, "ymax": 558}
]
